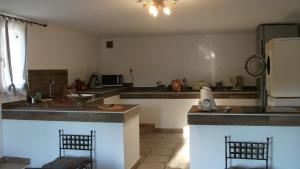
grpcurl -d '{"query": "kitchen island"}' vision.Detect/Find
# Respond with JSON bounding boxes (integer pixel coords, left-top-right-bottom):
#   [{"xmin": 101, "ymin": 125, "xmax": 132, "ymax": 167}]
[
  {"xmin": 1, "ymin": 101, "xmax": 140, "ymax": 169},
  {"xmin": 188, "ymin": 105, "xmax": 300, "ymax": 169},
  {"xmin": 95, "ymin": 87, "xmax": 258, "ymax": 130}
]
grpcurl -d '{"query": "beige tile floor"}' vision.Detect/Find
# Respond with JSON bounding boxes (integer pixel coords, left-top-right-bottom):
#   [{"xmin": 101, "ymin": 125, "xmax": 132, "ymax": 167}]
[{"xmin": 137, "ymin": 132, "xmax": 189, "ymax": 169}]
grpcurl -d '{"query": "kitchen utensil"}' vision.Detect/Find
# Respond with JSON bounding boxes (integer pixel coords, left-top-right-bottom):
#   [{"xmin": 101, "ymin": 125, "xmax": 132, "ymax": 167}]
[
  {"xmin": 244, "ymin": 55, "xmax": 266, "ymax": 77},
  {"xmin": 224, "ymin": 107, "xmax": 232, "ymax": 113},
  {"xmin": 199, "ymin": 87, "xmax": 217, "ymax": 111}
]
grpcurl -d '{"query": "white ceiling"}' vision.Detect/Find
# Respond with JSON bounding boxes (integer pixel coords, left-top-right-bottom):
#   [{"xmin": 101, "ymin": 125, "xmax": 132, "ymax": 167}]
[{"xmin": 0, "ymin": 0, "xmax": 300, "ymax": 37}]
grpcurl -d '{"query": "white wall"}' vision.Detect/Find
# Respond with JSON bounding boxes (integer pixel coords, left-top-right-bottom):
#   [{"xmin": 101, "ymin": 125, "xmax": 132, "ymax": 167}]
[
  {"xmin": 27, "ymin": 25, "xmax": 101, "ymax": 84},
  {"xmin": 100, "ymin": 32, "xmax": 256, "ymax": 87}
]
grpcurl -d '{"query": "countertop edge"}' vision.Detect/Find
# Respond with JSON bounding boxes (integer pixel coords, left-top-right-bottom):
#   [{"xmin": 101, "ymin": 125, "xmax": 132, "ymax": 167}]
[
  {"xmin": 2, "ymin": 105, "xmax": 140, "ymax": 123},
  {"xmin": 120, "ymin": 91, "xmax": 257, "ymax": 99},
  {"xmin": 187, "ymin": 106, "xmax": 300, "ymax": 126}
]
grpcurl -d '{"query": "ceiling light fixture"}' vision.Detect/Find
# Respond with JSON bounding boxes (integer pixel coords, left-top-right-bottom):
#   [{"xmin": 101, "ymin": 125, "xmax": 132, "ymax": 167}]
[
  {"xmin": 163, "ymin": 6, "xmax": 171, "ymax": 15},
  {"xmin": 138, "ymin": 0, "xmax": 179, "ymax": 17}
]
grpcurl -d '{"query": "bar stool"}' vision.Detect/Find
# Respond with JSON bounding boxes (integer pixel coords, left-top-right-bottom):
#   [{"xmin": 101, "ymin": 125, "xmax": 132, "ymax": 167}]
[
  {"xmin": 225, "ymin": 136, "xmax": 270, "ymax": 169},
  {"xmin": 42, "ymin": 130, "xmax": 94, "ymax": 169}
]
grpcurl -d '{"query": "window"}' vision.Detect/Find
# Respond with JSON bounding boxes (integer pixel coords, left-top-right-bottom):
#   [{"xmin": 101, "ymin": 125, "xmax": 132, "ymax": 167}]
[{"xmin": 0, "ymin": 20, "xmax": 27, "ymax": 96}]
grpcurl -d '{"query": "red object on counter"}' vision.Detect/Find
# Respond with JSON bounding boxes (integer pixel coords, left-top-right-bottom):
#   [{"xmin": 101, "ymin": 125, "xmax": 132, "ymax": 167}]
[
  {"xmin": 171, "ymin": 79, "xmax": 182, "ymax": 92},
  {"xmin": 74, "ymin": 79, "xmax": 87, "ymax": 91}
]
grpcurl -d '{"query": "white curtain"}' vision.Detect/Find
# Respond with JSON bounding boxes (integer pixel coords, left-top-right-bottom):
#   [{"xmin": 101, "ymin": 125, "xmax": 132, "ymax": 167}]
[{"xmin": 0, "ymin": 19, "xmax": 28, "ymax": 96}]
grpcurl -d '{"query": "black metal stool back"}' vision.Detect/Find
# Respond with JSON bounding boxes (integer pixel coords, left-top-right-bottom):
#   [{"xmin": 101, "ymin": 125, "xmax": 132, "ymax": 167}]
[
  {"xmin": 59, "ymin": 130, "xmax": 94, "ymax": 169},
  {"xmin": 225, "ymin": 136, "xmax": 269, "ymax": 169}
]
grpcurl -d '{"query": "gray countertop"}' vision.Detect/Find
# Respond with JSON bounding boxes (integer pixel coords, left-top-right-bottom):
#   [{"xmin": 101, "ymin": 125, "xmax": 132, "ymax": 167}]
[
  {"xmin": 2, "ymin": 100, "xmax": 140, "ymax": 123},
  {"xmin": 188, "ymin": 105, "xmax": 300, "ymax": 126},
  {"xmin": 79, "ymin": 87, "xmax": 257, "ymax": 99}
]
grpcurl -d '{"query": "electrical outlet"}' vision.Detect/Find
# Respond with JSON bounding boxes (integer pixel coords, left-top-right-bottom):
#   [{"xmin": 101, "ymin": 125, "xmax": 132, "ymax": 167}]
[{"xmin": 106, "ymin": 41, "xmax": 113, "ymax": 48}]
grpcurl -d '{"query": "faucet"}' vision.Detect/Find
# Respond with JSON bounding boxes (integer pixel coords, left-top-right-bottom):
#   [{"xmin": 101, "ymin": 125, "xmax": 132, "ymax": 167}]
[{"xmin": 49, "ymin": 79, "xmax": 55, "ymax": 98}]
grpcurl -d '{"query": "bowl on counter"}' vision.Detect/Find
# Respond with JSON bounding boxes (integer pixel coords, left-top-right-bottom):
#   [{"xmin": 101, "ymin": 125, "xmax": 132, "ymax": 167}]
[{"xmin": 67, "ymin": 94, "xmax": 95, "ymax": 108}]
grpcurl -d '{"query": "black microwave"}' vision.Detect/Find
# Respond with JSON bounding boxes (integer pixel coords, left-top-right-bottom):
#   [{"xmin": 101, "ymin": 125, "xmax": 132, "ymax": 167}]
[{"xmin": 101, "ymin": 75, "xmax": 124, "ymax": 87}]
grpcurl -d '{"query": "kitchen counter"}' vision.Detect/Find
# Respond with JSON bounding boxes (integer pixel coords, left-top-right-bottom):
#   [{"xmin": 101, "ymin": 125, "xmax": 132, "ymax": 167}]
[
  {"xmin": 188, "ymin": 105, "xmax": 300, "ymax": 126},
  {"xmin": 90, "ymin": 87, "xmax": 257, "ymax": 129},
  {"xmin": 2, "ymin": 99, "xmax": 140, "ymax": 169},
  {"xmin": 76, "ymin": 87, "xmax": 257, "ymax": 129},
  {"xmin": 120, "ymin": 90, "xmax": 257, "ymax": 99},
  {"xmin": 2, "ymin": 100, "xmax": 139, "ymax": 123},
  {"xmin": 188, "ymin": 105, "xmax": 300, "ymax": 169},
  {"xmin": 80, "ymin": 86, "xmax": 257, "ymax": 99}
]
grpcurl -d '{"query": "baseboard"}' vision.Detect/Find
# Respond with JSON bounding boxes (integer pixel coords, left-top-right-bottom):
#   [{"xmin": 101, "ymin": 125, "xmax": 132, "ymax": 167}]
[
  {"xmin": 154, "ymin": 128, "xmax": 183, "ymax": 133},
  {"xmin": 0, "ymin": 156, "xmax": 30, "ymax": 165},
  {"xmin": 2, "ymin": 156, "xmax": 30, "ymax": 165},
  {"xmin": 139, "ymin": 123, "xmax": 155, "ymax": 128},
  {"xmin": 140, "ymin": 123, "xmax": 183, "ymax": 133}
]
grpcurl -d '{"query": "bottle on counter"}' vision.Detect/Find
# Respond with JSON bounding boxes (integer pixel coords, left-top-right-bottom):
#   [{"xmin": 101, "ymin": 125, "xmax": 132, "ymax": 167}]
[
  {"xmin": 27, "ymin": 96, "xmax": 36, "ymax": 104},
  {"xmin": 182, "ymin": 78, "xmax": 188, "ymax": 91}
]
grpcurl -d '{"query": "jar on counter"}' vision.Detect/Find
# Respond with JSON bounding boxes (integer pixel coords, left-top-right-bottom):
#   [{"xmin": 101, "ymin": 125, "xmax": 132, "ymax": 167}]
[{"xmin": 171, "ymin": 79, "xmax": 182, "ymax": 92}]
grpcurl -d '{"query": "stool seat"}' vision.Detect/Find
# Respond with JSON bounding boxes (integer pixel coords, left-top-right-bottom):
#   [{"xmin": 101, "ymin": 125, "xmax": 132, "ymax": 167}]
[{"xmin": 42, "ymin": 156, "xmax": 90, "ymax": 169}]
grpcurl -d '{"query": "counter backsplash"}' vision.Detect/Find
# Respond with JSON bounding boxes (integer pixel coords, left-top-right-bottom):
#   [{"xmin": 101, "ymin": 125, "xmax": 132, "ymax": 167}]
[{"xmin": 28, "ymin": 69, "xmax": 68, "ymax": 98}]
